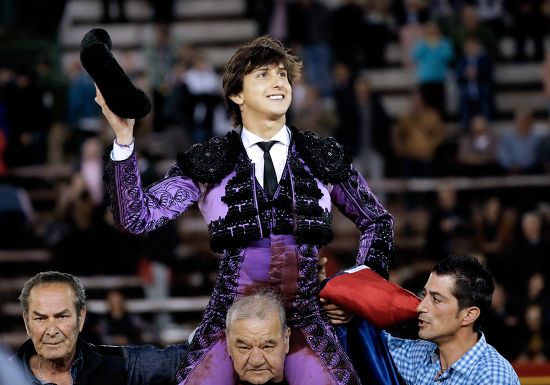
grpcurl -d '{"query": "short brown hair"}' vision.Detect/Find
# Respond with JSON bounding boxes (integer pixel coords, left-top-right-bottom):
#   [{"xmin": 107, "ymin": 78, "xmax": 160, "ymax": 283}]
[{"xmin": 222, "ymin": 35, "xmax": 303, "ymax": 127}]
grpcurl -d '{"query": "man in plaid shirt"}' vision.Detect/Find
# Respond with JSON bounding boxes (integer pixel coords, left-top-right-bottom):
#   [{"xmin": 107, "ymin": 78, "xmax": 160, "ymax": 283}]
[{"xmin": 383, "ymin": 255, "xmax": 519, "ymax": 384}]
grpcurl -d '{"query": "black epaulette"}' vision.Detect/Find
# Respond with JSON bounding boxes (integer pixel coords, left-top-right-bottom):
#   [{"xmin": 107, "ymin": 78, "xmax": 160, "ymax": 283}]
[
  {"xmin": 176, "ymin": 131, "xmax": 242, "ymax": 184},
  {"xmin": 291, "ymin": 126, "xmax": 352, "ymax": 184}
]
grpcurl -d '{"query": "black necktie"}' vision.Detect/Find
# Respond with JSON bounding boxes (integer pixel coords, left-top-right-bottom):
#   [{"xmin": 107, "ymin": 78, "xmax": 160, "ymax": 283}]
[{"xmin": 257, "ymin": 141, "xmax": 278, "ymax": 199}]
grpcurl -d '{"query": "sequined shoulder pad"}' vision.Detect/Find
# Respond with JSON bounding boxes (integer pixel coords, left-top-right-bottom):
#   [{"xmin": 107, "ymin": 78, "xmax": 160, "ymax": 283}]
[
  {"xmin": 292, "ymin": 127, "xmax": 352, "ymax": 184},
  {"xmin": 176, "ymin": 131, "xmax": 242, "ymax": 184}
]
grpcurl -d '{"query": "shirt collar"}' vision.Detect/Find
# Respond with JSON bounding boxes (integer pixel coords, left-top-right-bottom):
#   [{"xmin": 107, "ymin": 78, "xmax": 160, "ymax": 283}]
[
  {"xmin": 241, "ymin": 125, "xmax": 291, "ymax": 149},
  {"xmin": 21, "ymin": 341, "xmax": 83, "ymax": 385},
  {"xmin": 428, "ymin": 332, "xmax": 487, "ymax": 377}
]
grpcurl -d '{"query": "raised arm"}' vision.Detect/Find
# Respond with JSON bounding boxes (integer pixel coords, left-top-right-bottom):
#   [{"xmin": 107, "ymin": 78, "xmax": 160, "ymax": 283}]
[{"xmin": 97, "ymin": 87, "xmax": 201, "ymax": 234}]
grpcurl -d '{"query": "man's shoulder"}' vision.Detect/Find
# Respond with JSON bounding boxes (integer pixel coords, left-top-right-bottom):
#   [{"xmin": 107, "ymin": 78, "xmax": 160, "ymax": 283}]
[
  {"xmin": 472, "ymin": 343, "xmax": 519, "ymax": 384},
  {"xmin": 291, "ymin": 126, "xmax": 352, "ymax": 184},
  {"xmin": 455, "ymin": 337, "xmax": 519, "ymax": 385},
  {"xmin": 175, "ymin": 131, "xmax": 242, "ymax": 183}
]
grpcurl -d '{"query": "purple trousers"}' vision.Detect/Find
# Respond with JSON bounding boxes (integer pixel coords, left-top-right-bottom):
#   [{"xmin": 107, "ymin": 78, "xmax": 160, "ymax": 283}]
[{"xmin": 176, "ymin": 234, "xmax": 360, "ymax": 385}]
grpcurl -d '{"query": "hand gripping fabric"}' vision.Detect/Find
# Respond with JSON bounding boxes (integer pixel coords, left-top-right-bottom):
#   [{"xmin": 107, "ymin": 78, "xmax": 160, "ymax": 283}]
[
  {"xmin": 320, "ymin": 266, "xmax": 420, "ymax": 329},
  {"xmin": 80, "ymin": 28, "xmax": 151, "ymax": 119}
]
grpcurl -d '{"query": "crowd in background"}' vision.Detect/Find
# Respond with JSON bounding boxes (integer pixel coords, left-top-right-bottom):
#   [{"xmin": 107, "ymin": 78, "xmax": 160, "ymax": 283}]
[{"xmin": 0, "ymin": 0, "xmax": 549, "ymax": 363}]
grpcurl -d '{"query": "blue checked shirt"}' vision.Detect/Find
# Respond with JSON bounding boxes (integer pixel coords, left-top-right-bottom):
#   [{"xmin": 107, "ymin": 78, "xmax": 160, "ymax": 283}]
[{"xmin": 383, "ymin": 332, "xmax": 520, "ymax": 384}]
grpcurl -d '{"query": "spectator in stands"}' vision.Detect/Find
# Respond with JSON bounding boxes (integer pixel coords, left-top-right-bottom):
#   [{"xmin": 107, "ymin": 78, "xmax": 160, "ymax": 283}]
[
  {"xmin": 287, "ymin": 0, "xmax": 333, "ymax": 97},
  {"xmin": 456, "ymin": 115, "xmax": 499, "ymax": 176},
  {"xmin": 348, "ymin": 76, "xmax": 390, "ymax": 182},
  {"xmin": 515, "ymin": 303, "xmax": 550, "ymax": 362},
  {"xmin": 52, "ymin": 178, "xmax": 140, "ymax": 276},
  {"xmin": 0, "ymin": 128, "xmax": 6, "ymax": 177},
  {"xmin": 181, "ymin": 52, "xmax": 221, "ymax": 142},
  {"xmin": 101, "ymin": 0, "xmax": 127, "ymax": 23},
  {"xmin": 394, "ymin": 0, "xmax": 429, "ymax": 68},
  {"xmin": 483, "ymin": 282, "xmax": 522, "ymax": 360},
  {"xmin": 456, "ymin": 35, "xmax": 494, "ymax": 131},
  {"xmin": 0, "ymin": 184, "xmax": 38, "ymax": 249},
  {"xmin": 411, "ymin": 20, "xmax": 454, "ymax": 117},
  {"xmin": 80, "ymin": 137, "xmax": 103, "ymax": 206},
  {"xmin": 4, "ymin": 66, "xmax": 50, "ymax": 166},
  {"xmin": 225, "ymin": 290, "xmax": 290, "ymax": 385},
  {"xmin": 13, "ymin": 271, "xmax": 187, "ymax": 385},
  {"xmin": 392, "ymin": 93, "xmax": 447, "ymax": 178},
  {"xmin": 362, "ymin": 0, "xmax": 392, "ymax": 69},
  {"xmin": 245, "ymin": 0, "xmax": 276, "ymax": 36},
  {"xmin": 97, "ymin": 290, "xmax": 146, "ymax": 345},
  {"xmin": 425, "ymin": 187, "xmax": 469, "ymax": 261},
  {"xmin": 149, "ymin": 0, "xmax": 174, "ymax": 24},
  {"xmin": 330, "ymin": 0, "xmax": 366, "ymax": 70},
  {"xmin": 538, "ymin": 134, "xmax": 550, "ymax": 174},
  {"xmin": 65, "ymin": 61, "xmax": 102, "ymax": 160},
  {"xmin": 497, "ymin": 109, "xmax": 543, "ymax": 174},
  {"xmin": 471, "ymin": 196, "xmax": 515, "ymax": 282},
  {"xmin": 290, "ymin": 84, "xmax": 337, "ymax": 138},
  {"xmin": 144, "ymin": 23, "xmax": 178, "ymax": 132},
  {"xmin": 332, "ymin": 61, "xmax": 357, "ymax": 155},
  {"xmin": 509, "ymin": 211, "xmax": 550, "ymax": 289},
  {"xmin": 475, "ymin": 0, "xmax": 506, "ymax": 35},
  {"xmin": 542, "ymin": 51, "xmax": 550, "ymax": 121},
  {"xmin": 508, "ymin": 0, "xmax": 545, "ymax": 62},
  {"xmin": 449, "ymin": 4, "xmax": 498, "ymax": 60}
]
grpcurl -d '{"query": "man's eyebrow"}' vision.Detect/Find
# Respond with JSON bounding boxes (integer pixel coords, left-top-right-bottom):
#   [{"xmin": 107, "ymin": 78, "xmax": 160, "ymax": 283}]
[
  {"xmin": 428, "ymin": 290, "xmax": 446, "ymax": 299},
  {"xmin": 32, "ymin": 308, "xmax": 71, "ymax": 317}
]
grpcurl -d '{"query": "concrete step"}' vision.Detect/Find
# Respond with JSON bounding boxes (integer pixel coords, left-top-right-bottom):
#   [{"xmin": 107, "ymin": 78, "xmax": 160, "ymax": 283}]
[
  {"xmin": 381, "ymin": 89, "xmax": 547, "ymax": 118},
  {"xmin": 61, "ymin": 43, "xmax": 238, "ymax": 72},
  {"xmin": 60, "ymin": 19, "xmax": 256, "ymax": 48},
  {"xmin": 65, "ymin": 0, "xmax": 245, "ymax": 23},
  {"xmin": 366, "ymin": 63, "xmax": 543, "ymax": 93}
]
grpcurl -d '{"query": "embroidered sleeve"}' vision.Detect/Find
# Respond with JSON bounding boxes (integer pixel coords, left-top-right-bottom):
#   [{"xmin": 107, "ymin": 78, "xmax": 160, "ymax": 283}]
[
  {"xmin": 330, "ymin": 166, "xmax": 394, "ymax": 278},
  {"xmin": 104, "ymin": 148, "xmax": 201, "ymax": 234}
]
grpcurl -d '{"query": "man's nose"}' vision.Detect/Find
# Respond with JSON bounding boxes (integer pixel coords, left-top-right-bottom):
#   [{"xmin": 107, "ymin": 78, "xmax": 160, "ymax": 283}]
[
  {"xmin": 271, "ymin": 75, "xmax": 283, "ymax": 88},
  {"xmin": 248, "ymin": 348, "xmax": 265, "ymax": 366},
  {"xmin": 45, "ymin": 320, "xmax": 60, "ymax": 335},
  {"xmin": 416, "ymin": 297, "xmax": 427, "ymax": 313}
]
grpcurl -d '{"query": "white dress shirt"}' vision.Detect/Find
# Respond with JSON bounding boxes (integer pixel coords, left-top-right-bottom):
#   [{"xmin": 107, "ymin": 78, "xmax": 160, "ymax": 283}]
[
  {"xmin": 240, "ymin": 125, "xmax": 290, "ymax": 188},
  {"xmin": 111, "ymin": 125, "xmax": 291, "ymax": 189}
]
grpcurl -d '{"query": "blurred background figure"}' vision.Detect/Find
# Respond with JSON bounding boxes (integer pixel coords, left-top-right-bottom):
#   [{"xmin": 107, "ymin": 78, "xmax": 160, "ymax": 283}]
[
  {"xmin": 97, "ymin": 290, "xmax": 148, "ymax": 345},
  {"xmin": 411, "ymin": 20, "xmax": 453, "ymax": 118},
  {"xmin": 425, "ymin": 186, "xmax": 469, "ymax": 261},
  {"xmin": 101, "ymin": 0, "xmax": 127, "ymax": 23},
  {"xmin": 456, "ymin": 35, "xmax": 494, "ymax": 131},
  {"xmin": 497, "ymin": 109, "xmax": 543, "ymax": 174},
  {"xmin": 471, "ymin": 196, "xmax": 515, "ymax": 282},
  {"xmin": 456, "ymin": 115, "xmax": 498, "ymax": 176},
  {"xmin": 392, "ymin": 93, "xmax": 447, "ymax": 179},
  {"xmin": 0, "ymin": 184, "xmax": 38, "ymax": 249}
]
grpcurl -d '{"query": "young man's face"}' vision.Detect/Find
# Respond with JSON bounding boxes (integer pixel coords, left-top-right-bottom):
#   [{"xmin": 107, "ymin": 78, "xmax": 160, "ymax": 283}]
[
  {"xmin": 416, "ymin": 273, "xmax": 466, "ymax": 344},
  {"xmin": 23, "ymin": 283, "xmax": 85, "ymax": 365},
  {"xmin": 226, "ymin": 313, "xmax": 290, "ymax": 384},
  {"xmin": 230, "ymin": 63, "xmax": 291, "ymax": 128}
]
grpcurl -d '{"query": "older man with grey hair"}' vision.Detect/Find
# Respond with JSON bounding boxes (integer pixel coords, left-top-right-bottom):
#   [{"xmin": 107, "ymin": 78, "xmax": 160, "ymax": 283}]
[
  {"xmin": 11, "ymin": 271, "xmax": 187, "ymax": 385},
  {"xmin": 225, "ymin": 291, "xmax": 291, "ymax": 385}
]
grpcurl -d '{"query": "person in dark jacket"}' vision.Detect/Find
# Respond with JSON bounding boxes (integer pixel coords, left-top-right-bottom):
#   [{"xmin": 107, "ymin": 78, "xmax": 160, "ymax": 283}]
[{"xmin": 12, "ymin": 271, "xmax": 187, "ymax": 385}]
